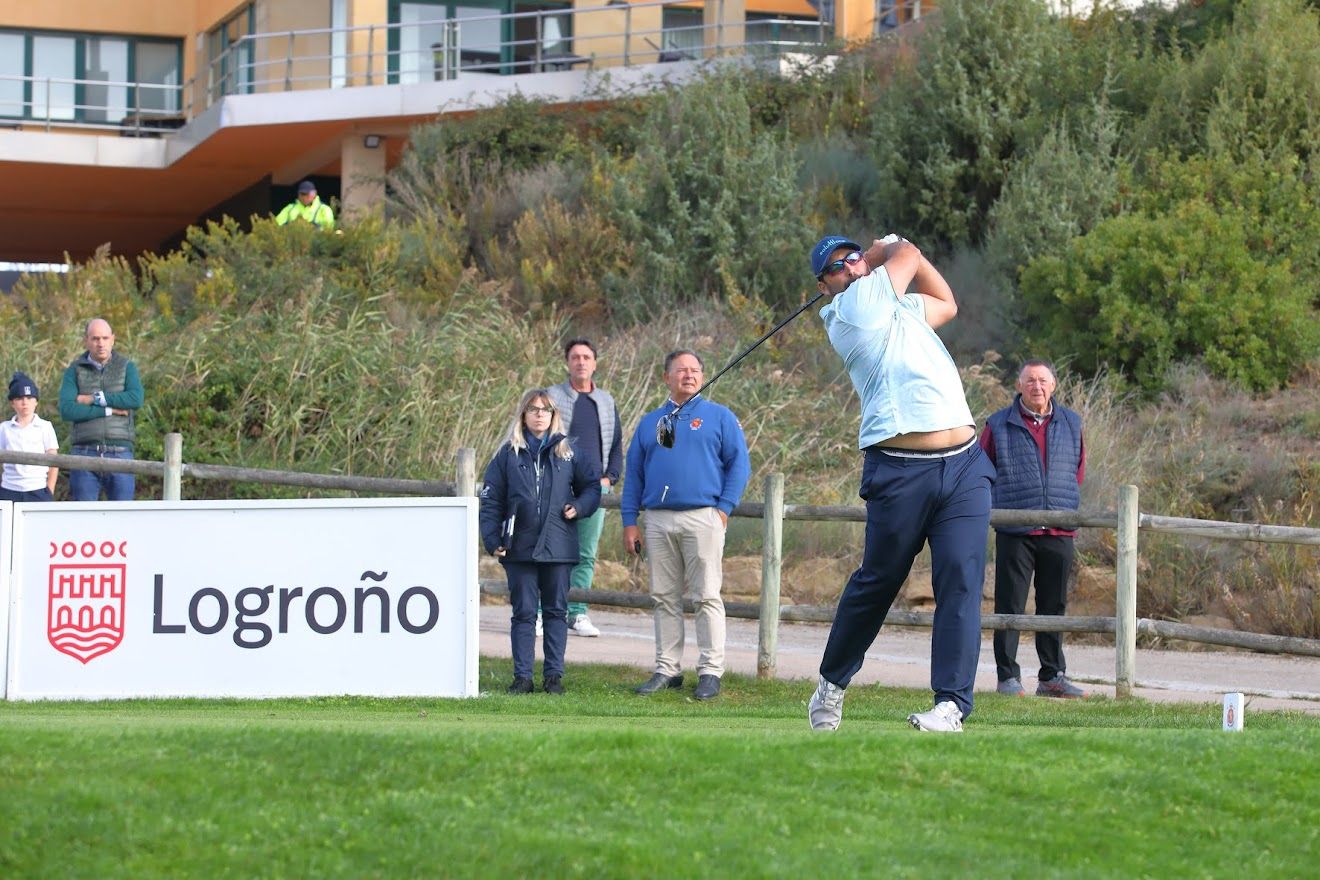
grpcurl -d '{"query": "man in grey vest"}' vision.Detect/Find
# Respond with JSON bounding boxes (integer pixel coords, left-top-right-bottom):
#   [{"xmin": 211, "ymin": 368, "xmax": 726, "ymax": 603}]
[
  {"xmin": 59, "ymin": 318, "xmax": 145, "ymax": 501},
  {"xmin": 546, "ymin": 338, "xmax": 623, "ymax": 637},
  {"xmin": 979, "ymin": 359, "xmax": 1086, "ymax": 698}
]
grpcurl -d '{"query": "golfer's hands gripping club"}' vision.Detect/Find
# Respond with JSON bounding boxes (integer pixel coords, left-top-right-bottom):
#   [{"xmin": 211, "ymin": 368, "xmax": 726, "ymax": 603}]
[{"xmin": 623, "ymin": 525, "xmax": 643, "ymax": 556}]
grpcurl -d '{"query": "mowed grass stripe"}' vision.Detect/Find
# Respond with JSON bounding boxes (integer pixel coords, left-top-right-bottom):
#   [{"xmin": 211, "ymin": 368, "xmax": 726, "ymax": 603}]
[{"xmin": 1, "ymin": 660, "xmax": 1316, "ymax": 879}]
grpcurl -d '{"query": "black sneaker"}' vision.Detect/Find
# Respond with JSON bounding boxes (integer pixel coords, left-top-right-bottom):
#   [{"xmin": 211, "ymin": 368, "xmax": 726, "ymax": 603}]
[
  {"xmin": 543, "ymin": 676, "xmax": 565, "ymax": 695},
  {"xmin": 507, "ymin": 677, "xmax": 534, "ymax": 694}
]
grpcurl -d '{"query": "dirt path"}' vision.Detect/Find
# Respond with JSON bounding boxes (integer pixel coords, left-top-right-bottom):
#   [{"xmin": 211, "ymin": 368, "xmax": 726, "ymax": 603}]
[{"xmin": 480, "ymin": 605, "xmax": 1320, "ymax": 715}]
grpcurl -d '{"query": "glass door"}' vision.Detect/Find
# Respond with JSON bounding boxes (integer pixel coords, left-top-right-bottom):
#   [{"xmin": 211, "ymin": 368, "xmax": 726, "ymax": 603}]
[
  {"xmin": 390, "ymin": 0, "xmax": 510, "ymax": 82},
  {"xmin": 0, "ymin": 32, "xmax": 25, "ymax": 118},
  {"xmin": 80, "ymin": 36, "xmax": 129, "ymax": 123},
  {"xmin": 31, "ymin": 35, "xmax": 76, "ymax": 121}
]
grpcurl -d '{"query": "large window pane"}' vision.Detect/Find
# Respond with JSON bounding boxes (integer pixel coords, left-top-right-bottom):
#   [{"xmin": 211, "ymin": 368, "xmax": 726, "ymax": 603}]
[
  {"xmin": 0, "ymin": 34, "xmax": 24, "ymax": 118},
  {"xmin": 455, "ymin": 6, "xmax": 501, "ymax": 72},
  {"xmin": 400, "ymin": 2, "xmax": 449, "ymax": 84},
  {"xmin": 661, "ymin": 9, "xmax": 702, "ymax": 59},
  {"xmin": 209, "ymin": 4, "xmax": 254, "ymax": 99},
  {"xmin": 31, "ymin": 35, "xmax": 76, "ymax": 121},
  {"xmin": 511, "ymin": 5, "xmax": 572, "ymax": 73},
  {"xmin": 331, "ymin": 0, "xmax": 348, "ymax": 87},
  {"xmin": 135, "ymin": 42, "xmax": 180, "ymax": 113},
  {"xmin": 82, "ymin": 36, "xmax": 129, "ymax": 122}
]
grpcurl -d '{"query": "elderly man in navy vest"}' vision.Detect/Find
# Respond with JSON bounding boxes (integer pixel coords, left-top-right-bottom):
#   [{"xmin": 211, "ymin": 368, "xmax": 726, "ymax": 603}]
[{"xmin": 979, "ymin": 359, "xmax": 1086, "ymax": 698}]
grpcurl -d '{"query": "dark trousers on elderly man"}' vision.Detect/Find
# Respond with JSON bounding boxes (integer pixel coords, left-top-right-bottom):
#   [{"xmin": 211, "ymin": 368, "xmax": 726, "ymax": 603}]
[
  {"xmin": 819, "ymin": 443, "xmax": 994, "ymax": 719},
  {"xmin": 504, "ymin": 561, "xmax": 571, "ymax": 680},
  {"xmin": 993, "ymin": 533, "xmax": 1075, "ymax": 684}
]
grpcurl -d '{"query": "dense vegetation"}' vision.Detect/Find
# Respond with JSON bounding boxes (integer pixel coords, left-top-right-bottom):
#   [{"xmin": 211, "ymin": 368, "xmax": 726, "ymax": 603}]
[{"xmin": 1, "ymin": 0, "xmax": 1315, "ymax": 635}]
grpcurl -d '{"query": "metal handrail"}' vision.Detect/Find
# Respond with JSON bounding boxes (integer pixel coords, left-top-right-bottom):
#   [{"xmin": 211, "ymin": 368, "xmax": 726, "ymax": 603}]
[
  {"xmin": 1, "ymin": 1, "xmax": 838, "ymax": 129},
  {"xmin": 0, "ymin": 73, "xmax": 184, "ymax": 135},
  {"xmin": 192, "ymin": 0, "xmax": 835, "ymax": 114}
]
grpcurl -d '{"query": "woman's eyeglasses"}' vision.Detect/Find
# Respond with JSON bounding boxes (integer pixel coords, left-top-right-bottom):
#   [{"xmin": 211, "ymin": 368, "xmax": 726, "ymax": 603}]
[
  {"xmin": 525, "ymin": 405, "xmax": 554, "ymax": 415},
  {"xmin": 817, "ymin": 251, "xmax": 863, "ymax": 280}
]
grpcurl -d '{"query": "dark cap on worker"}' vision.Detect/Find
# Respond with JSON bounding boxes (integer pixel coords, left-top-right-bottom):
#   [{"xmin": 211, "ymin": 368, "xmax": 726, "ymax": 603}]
[{"xmin": 297, "ymin": 180, "xmax": 316, "ymax": 195}]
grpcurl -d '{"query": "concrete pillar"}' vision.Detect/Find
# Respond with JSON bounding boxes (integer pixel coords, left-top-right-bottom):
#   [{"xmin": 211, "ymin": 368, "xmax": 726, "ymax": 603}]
[{"xmin": 341, "ymin": 134, "xmax": 386, "ymax": 221}]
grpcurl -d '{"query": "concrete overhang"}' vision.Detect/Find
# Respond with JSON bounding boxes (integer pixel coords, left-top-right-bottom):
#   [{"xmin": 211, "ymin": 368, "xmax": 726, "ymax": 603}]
[{"xmin": 0, "ymin": 60, "xmax": 708, "ymax": 264}]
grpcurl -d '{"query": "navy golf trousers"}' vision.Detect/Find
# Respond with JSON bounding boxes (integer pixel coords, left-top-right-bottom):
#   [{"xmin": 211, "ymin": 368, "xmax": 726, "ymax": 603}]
[
  {"xmin": 504, "ymin": 560, "xmax": 572, "ymax": 680},
  {"xmin": 819, "ymin": 442, "xmax": 994, "ymax": 718}
]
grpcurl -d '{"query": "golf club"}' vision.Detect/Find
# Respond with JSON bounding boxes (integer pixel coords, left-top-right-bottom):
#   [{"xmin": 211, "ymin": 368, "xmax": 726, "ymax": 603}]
[{"xmin": 657, "ymin": 291, "xmax": 827, "ymax": 448}]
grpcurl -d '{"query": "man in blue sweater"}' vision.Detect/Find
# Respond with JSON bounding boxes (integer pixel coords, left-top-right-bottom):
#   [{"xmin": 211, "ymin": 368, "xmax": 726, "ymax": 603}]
[{"xmin": 622, "ymin": 350, "xmax": 751, "ymax": 701}]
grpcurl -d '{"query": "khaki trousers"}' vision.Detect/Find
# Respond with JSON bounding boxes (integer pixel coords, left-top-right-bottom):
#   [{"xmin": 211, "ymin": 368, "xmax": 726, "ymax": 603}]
[{"xmin": 643, "ymin": 507, "xmax": 726, "ymax": 678}]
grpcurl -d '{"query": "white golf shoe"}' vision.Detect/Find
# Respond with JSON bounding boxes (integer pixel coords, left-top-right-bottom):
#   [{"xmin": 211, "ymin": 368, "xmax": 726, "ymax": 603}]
[
  {"xmin": 567, "ymin": 614, "xmax": 600, "ymax": 637},
  {"xmin": 908, "ymin": 700, "xmax": 964, "ymax": 733},
  {"xmin": 808, "ymin": 676, "xmax": 847, "ymax": 730}
]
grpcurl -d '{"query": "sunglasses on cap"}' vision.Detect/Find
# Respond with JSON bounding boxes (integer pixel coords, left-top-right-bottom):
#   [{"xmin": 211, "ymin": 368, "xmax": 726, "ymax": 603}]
[{"xmin": 817, "ymin": 251, "xmax": 863, "ymax": 280}]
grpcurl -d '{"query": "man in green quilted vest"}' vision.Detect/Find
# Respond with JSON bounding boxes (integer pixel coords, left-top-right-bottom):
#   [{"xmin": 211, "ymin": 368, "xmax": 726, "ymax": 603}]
[{"xmin": 58, "ymin": 318, "xmax": 144, "ymax": 501}]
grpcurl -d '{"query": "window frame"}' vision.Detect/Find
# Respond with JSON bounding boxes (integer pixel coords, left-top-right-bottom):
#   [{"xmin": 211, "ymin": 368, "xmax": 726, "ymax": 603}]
[
  {"xmin": 0, "ymin": 27, "xmax": 183, "ymax": 124},
  {"xmin": 386, "ymin": 0, "xmax": 573, "ymax": 81}
]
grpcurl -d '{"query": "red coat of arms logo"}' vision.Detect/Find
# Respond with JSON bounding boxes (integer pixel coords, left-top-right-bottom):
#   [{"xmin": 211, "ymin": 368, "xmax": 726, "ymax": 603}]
[
  {"xmin": 47, "ymin": 540, "xmax": 127, "ymax": 663},
  {"xmin": 690, "ymin": 418, "xmax": 703, "ymax": 430}
]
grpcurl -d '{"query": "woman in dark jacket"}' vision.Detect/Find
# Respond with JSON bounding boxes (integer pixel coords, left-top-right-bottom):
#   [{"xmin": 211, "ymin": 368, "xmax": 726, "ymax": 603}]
[{"xmin": 480, "ymin": 388, "xmax": 601, "ymax": 694}]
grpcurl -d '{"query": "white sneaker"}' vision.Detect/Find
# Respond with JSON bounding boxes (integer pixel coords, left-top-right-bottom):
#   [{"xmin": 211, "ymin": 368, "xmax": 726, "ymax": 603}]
[
  {"xmin": 568, "ymin": 614, "xmax": 600, "ymax": 637},
  {"xmin": 535, "ymin": 613, "xmax": 543, "ymax": 637},
  {"xmin": 808, "ymin": 676, "xmax": 847, "ymax": 730},
  {"xmin": 908, "ymin": 700, "xmax": 964, "ymax": 733}
]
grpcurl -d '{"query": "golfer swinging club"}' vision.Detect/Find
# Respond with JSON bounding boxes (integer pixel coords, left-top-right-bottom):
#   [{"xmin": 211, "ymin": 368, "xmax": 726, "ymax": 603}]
[{"xmin": 807, "ymin": 234, "xmax": 995, "ymax": 733}]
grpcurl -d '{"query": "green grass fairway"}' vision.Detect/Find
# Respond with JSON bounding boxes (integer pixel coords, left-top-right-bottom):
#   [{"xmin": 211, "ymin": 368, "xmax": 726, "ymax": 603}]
[{"xmin": 2, "ymin": 660, "xmax": 1316, "ymax": 879}]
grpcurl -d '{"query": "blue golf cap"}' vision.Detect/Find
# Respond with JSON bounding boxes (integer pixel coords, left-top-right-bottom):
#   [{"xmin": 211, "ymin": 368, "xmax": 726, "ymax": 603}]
[{"xmin": 810, "ymin": 236, "xmax": 862, "ymax": 277}]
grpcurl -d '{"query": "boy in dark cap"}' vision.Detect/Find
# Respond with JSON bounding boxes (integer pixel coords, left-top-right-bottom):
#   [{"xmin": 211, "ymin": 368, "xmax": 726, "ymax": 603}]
[{"xmin": 0, "ymin": 372, "xmax": 60, "ymax": 501}]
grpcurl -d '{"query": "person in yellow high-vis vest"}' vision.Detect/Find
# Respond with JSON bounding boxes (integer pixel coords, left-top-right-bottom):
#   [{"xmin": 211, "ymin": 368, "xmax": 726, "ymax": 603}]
[{"xmin": 275, "ymin": 180, "xmax": 335, "ymax": 231}]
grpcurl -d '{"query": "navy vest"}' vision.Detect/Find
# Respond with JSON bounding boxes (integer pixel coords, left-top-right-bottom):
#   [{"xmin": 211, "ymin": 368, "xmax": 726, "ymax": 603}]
[{"xmin": 986, "ymin": 397, "xmax": 1081, "ymax": 535}]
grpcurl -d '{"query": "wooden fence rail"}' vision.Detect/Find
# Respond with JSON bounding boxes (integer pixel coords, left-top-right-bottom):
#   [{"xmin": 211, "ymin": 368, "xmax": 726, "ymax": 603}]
[{"xmin": 3, "ymin": 438, "xmax": 1317, "ymax": 693}]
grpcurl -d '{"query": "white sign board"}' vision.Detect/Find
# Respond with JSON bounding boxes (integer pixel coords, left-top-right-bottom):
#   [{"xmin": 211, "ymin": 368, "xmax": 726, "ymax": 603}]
[
  {"xmin": 0, "ymin": 502, "xmax": 10, "ymax": 694},
  {"xmin": 6, "ymin": 498, "xmax": 477, "ymax": 699}
]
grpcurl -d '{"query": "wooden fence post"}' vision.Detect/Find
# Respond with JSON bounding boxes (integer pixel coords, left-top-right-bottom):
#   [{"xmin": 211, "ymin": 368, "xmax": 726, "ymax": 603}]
[
  {"xmin": 757, "ymin": 472, "xmax": 784, "ymax": 679},
  {"xmin": 1115, "ymin": 484, "xmax": 1139, "ymax": 699},
  {"xmin": 163, "ymin": 432, "xmax": 183, "ymax": 501},
  {"xmin": 456, "ymin": 447, "xmax": 476, "ymax": 498}
]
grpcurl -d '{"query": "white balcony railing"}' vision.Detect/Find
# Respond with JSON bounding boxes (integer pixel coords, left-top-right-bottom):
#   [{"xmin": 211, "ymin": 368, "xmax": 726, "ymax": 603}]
[{"xmin": 0, "ymin": 0, "xmax": 841, "ymax": 135}]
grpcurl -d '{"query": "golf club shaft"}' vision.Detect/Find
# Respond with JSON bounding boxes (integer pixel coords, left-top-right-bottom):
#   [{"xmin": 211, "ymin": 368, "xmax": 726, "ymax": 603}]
[{"xmin": 670, "ymin": 291, "xmax": 826, "ymax": 420}]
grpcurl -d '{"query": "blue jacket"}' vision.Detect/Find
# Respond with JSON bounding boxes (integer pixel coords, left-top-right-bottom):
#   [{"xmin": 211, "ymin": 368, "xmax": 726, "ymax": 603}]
[
  {"xmin": 985, "ymin": 396, "xmax": 1082, "ymax": 535},
  {"xmin": 621, "ymin": 396, "xmax": 751, "ymax": 526},
  {"xmin": 479, "ymin": 434, "xmax": 601, "ymax": 563}
]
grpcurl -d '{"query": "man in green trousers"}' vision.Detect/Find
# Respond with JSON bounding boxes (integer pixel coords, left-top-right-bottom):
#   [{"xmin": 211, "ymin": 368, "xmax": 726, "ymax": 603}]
[{"xmin": 547, "ymin": 338, "xmax": 623, "ymax": 637}]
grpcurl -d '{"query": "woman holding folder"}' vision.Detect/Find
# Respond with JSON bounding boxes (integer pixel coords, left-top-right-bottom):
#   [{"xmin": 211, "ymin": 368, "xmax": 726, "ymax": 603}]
[{"xmin": 479, "ymin": 388, "xmax": 601, "ymax": 694}]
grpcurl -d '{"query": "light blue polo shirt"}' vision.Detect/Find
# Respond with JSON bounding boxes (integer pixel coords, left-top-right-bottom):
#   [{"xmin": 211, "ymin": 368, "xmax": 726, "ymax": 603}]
[{"xmin": 820, "ymin": 267, "xmax": 974, "ymax": 449}]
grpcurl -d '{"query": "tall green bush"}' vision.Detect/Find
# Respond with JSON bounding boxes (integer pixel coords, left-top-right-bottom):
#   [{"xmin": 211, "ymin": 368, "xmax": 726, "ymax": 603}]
[
  {"xmin": 604, "ymin": 72, "xmax": 812, "ymax": 312},
  {"xmin": 983, "ymin": 106, "xmax": 1124, "ymax": 285},
  {"xmin": 1018, "ymin": 201, "xmax": 1316, "ymax": 392},
  {"xmin": 869, "ymin": 0, "xmax": 1065, "ymax": 249},
  {"xmin": 1133, "ymin": 0, "xmax": 1319, "ymax": 167}
]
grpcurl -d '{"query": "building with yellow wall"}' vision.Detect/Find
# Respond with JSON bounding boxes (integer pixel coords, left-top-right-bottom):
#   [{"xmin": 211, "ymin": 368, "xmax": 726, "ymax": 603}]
[{"xmin": 0, "ymin": 1, "xmax": 932, "ymax": 264}]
